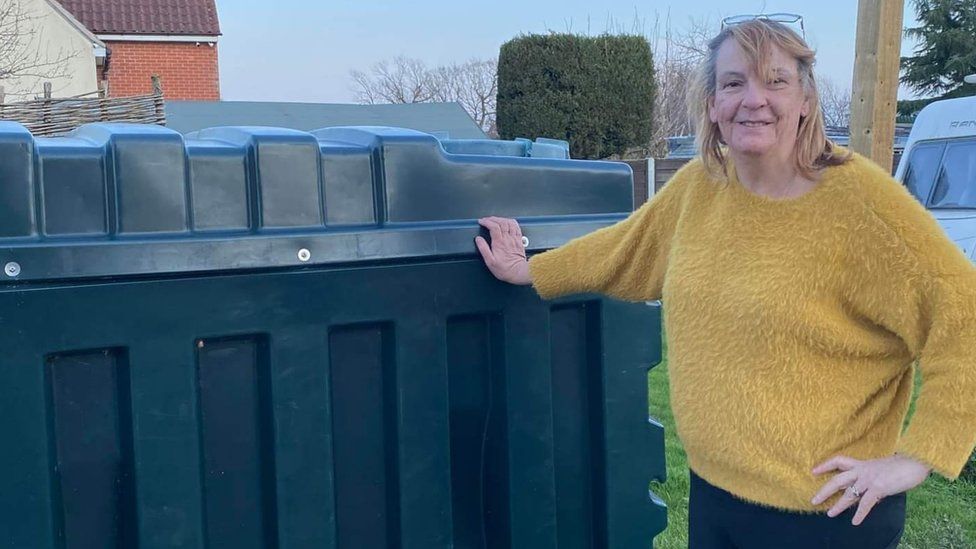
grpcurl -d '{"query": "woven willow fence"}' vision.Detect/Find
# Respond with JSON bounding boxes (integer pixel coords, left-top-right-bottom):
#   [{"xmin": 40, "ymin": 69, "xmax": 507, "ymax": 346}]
[{"xmin": 0, "ymin": 78, "xmax": 165, "ymax": 137}]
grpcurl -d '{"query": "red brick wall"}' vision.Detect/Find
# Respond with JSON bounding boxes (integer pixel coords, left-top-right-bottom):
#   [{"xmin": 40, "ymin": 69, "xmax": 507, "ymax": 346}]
[{"xmin": 103, "ymin": 41, "xmax": 220, "ymax": 100}]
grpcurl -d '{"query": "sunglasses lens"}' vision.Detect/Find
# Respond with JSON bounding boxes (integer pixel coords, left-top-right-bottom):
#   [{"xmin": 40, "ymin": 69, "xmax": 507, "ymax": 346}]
[
  {"xmin": 766, "ymin": 13, "xmax": 802, "ymax": 23},
  {"xmin": 722, "ymin": 13, "xmax": 804, "ymax": 37},
  {"xmin": 723, "ymin": 15, "xmax": 755, "ymax": 25}
]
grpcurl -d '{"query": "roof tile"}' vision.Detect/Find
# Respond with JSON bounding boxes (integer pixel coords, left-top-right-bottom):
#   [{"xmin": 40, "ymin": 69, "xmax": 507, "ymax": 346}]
[{"xmin": 55, "ymin": 0, "xmax": 220, "ymax": 36}]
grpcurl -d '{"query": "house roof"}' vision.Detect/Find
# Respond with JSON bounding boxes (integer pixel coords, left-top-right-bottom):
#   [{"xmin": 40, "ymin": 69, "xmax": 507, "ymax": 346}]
[
  {"xmin": 55, "ymin": 0, "xmax": 220, "ymax": 36},
  {"xmin": 164, "ymin": 101, "xmax": 489, "ymax": 139}
]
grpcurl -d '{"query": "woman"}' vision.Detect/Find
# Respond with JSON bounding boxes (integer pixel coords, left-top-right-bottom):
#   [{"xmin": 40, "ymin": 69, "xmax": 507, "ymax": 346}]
[{"xmin": 475, "ymin": 19, "xmax": 976, "ymax": 548}]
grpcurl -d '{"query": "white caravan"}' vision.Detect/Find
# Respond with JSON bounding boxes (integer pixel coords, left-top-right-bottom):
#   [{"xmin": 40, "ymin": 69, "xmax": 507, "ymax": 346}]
[{"xmin": 894, "ymin": 94, "xmax": 976, "ymax": 261}]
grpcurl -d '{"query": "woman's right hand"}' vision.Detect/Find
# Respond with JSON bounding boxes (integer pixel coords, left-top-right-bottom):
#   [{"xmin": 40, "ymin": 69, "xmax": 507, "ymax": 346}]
[{"xmin": 475, "ymin": 216, "xmax": 532, "ymax": 285}]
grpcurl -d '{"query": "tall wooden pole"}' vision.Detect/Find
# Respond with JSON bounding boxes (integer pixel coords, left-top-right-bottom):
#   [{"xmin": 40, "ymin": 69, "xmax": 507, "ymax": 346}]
[{"xmin": 849, "ymin": 0, "xmax": 904, "ymax": 170}]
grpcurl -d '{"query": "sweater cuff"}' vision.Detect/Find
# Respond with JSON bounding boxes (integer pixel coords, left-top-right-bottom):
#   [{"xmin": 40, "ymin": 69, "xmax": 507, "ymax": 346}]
[
  {"xmin": 897, "ymin": 412, "xmax": 976, "ymax": 480},
  {"xmin": 528, "ymin": 248, "xmax": 576, "ymax": 300}
]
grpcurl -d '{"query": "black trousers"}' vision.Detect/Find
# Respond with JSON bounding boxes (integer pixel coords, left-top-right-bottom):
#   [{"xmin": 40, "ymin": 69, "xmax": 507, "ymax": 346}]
[{"xmin": 689, "ymin": 471, "xmax": 906, "ymax": 549}]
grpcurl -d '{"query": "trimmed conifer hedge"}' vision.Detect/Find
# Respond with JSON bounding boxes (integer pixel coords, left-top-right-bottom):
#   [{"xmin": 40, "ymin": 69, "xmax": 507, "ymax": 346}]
[{"xmin": 497, "ymin": 33, "xmax": 655, "ymax": 159}]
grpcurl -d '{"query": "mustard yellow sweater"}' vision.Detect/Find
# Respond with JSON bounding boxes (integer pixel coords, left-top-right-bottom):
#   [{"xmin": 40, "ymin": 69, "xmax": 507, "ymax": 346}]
[{"xmin": 529, "ymin": 153, "xmax": 976, "ymax": 511}]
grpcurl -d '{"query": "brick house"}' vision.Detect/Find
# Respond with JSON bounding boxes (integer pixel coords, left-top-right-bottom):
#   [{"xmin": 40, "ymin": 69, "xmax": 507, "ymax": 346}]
[{"xmin": 56, "ymin": 0, "xmax": 221, "ymax": 100}]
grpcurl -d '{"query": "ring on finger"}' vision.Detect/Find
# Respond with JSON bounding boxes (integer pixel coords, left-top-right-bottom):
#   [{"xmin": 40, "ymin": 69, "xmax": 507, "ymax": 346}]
[{"xmin": 847, "ymin": 485, "xmax": 862, "ymax": 498}]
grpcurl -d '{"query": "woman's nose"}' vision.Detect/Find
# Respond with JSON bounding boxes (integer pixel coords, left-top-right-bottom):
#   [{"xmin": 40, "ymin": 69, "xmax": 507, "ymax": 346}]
[{"xmin": 741, "ymin": 82, "xmax": 768, "ymax": 109}]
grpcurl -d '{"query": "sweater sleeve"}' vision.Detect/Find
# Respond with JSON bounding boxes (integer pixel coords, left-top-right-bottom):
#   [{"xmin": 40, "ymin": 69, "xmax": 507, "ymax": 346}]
[
  {"xmin": 847, "ymin": 159, "xmax": 976, "ymax": 479},
  {"xmin": 528, "ymin": 159, "xmax": 694, "ymax": 302}
]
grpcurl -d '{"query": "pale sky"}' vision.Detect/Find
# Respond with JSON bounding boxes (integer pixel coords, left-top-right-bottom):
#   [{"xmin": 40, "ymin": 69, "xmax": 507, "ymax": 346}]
[{"xmin": 215, "ymin": 1, "xmax": 924, "ymax": 104}]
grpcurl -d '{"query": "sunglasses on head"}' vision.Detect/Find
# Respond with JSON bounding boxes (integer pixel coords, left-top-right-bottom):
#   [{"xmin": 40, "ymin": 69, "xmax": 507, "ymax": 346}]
[{"xmin": 721, "ymin": 13, "xmax": 805, "ymax": 38}]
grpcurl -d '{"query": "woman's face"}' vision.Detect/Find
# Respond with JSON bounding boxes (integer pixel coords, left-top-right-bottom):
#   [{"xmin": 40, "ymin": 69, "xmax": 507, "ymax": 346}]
[{"xmin": 708, "ymin": 39, "xmax": 811, "ymax": 161}]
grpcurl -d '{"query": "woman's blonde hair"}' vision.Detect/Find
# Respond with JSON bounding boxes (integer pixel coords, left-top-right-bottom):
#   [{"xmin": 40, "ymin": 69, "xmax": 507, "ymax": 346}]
[{"xmin": 687, "ymin": 19, "xmax": 851, "ymax": 179}]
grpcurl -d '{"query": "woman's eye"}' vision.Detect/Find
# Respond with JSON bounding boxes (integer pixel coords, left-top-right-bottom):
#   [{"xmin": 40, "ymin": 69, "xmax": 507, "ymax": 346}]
[{"xmin": 723, "ymin": 81, "xmax": 741, "ymax": 89}]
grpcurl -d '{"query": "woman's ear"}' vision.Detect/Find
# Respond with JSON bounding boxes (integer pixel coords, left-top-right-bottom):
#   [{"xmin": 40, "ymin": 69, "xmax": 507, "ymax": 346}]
[{"xmin": 708, "ymin": 97, "xmax": 718, "ymax": 124}]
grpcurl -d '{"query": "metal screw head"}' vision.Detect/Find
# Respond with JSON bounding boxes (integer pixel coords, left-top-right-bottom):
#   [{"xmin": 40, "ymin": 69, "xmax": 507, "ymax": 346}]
[
  {"xmin": 4, "ymin": 262, "xmax": 20, "ymax": 277},
  {"xmin": 297, "ymin": 248, "xmax": 311, "ymax": 262},
  {"xmin": 521, "ymin": 236, "xmax": 530, "ymax": 248}
]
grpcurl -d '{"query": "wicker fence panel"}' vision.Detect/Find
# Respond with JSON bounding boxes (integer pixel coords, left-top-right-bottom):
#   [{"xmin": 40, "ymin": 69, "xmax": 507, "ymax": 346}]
[{"xmin": 0, "ymin": 82, "xmax": 164, "ymax": 137}]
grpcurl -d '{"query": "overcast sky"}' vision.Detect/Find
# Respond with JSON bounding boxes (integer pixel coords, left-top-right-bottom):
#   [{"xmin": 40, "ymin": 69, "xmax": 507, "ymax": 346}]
[{"xmin": 215, "ymin": 1, "xmax": 924, "ymax": 104}]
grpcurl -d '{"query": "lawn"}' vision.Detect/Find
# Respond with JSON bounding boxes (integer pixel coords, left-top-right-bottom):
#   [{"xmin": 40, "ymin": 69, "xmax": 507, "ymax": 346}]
[{"xmin": 646, "ymin": 348, "xmax": 976, "ymax": 548}]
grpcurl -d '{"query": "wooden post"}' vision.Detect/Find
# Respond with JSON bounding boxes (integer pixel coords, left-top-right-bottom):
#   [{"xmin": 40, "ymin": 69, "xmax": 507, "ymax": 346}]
[
  {"xmin": 42, "ymin": 82, "xmax": 53, "ymax": 133},
  {"xmin": 151, "ymin": 75, "xmax": 165, "ymax": 125},
  {"xmin": 849, "ymin": 0, "xmax": 904, "ymax": 169},
  {"xmin": 95, "ymin": 79, "xmax": 109, "ymax": 123}
]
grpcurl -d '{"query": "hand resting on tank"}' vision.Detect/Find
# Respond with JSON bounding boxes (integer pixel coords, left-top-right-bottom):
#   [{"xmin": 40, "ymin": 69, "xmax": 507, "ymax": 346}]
[{"xmin": 474, "ymin": 216, "xmax": 532, "ymax": 285}]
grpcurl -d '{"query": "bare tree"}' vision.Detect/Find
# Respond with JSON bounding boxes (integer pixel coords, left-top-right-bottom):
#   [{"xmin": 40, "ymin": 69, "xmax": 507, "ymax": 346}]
[
  {"xmin": 0, "ymin": 0, "xmax": 75, "ymax": 100},
  {"xmin": 645, "ymin": 12, "xmax": 712, "ymax": 156},
  {"xmin": 351, "ymin": 56, "xmax": 498, "ymax": 136},
  {"xmin": 350, "ymin": 56, "xmax": 438, "ymax": 105},
  {"xmin": 432, "ymin": 59, "xmax": 497, "ymax": 136},
  {"xmin": 817, "ymin": 75, "xmax": 852, "ymax": 128}
]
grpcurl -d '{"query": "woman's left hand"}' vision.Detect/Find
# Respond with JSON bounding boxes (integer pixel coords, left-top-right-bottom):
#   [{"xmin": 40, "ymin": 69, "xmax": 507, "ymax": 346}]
[{"xmin": 811, "ymin": 455, "xmax": 930, "ymax": 525}]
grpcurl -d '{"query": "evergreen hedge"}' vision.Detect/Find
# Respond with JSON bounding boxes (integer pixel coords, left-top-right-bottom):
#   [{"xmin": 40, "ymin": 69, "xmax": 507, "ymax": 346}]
[{"xmin": 497, "ymin": 33, "xmax": 655, "ymax": 159}]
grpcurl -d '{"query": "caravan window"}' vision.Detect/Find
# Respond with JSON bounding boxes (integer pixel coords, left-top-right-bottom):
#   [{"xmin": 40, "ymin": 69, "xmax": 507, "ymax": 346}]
[
  {"xmin": 902, "ymin": 141, "xmax": 944, "ymax": 204},
  {"xmin": 929, "ymin": 139, "xmax": 976, "ymax": 209}
]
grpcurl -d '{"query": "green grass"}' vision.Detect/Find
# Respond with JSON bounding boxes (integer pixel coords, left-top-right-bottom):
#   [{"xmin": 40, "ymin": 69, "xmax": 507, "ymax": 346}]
[{"xmin": 646, "ymin": 351, "xmax": 976, "ymax": 548}]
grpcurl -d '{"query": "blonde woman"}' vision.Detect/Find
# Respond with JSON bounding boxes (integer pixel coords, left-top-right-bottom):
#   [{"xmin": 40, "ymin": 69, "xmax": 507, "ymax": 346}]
[{"xmin": 476, "ymin": 18, "xmax": 976, "ymax": 548}]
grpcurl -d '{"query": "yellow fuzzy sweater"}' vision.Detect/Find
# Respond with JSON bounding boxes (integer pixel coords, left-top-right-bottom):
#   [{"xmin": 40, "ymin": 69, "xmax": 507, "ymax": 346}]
[{"xmin": 529, "ymin": 153, "xmax": 976, "ymax": 511}]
